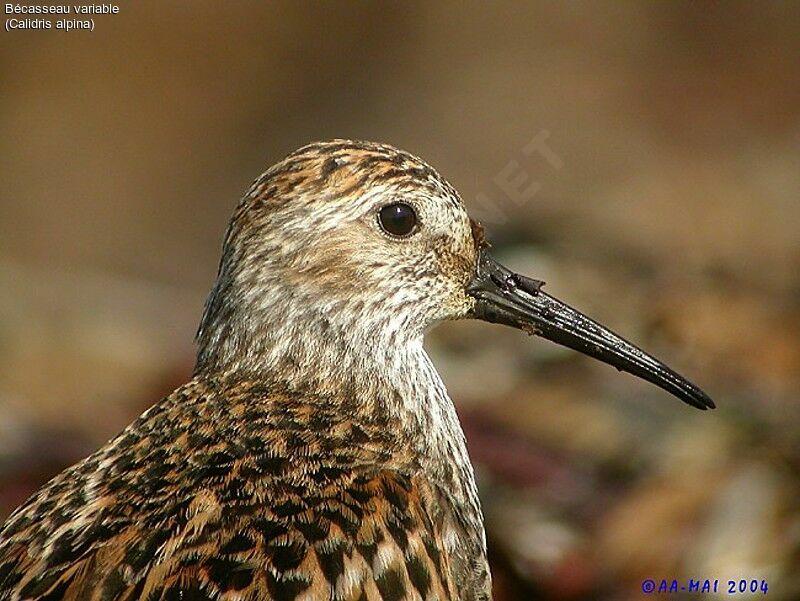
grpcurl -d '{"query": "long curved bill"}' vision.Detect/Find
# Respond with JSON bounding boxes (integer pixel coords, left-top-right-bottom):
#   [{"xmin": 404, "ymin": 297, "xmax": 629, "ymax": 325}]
[{"xmin": 467, "ymin": 251, "xmax": 715, "ymax": 410}]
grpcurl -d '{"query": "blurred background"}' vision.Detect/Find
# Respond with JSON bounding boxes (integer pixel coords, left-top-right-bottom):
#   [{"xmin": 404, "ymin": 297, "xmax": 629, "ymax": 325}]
[{"xmin": 1, "ymin": 2, "xmax": 799, "ymax": 599}]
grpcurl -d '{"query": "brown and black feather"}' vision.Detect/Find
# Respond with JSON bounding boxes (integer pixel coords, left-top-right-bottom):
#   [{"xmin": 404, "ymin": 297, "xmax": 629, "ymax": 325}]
[
  {"xmin": 0, "ymin": 140, "xmax": 491, "ymax": 601},
  {"xmin": 0, "ymin": 377, "xmax": 487, "ymax": 600}
]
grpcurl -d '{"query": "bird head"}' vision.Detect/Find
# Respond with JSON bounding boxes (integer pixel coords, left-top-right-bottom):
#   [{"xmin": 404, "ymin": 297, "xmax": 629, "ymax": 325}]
[{"xmin": 196, "ymin": 139, "xmax": 714, "ymax": 410}]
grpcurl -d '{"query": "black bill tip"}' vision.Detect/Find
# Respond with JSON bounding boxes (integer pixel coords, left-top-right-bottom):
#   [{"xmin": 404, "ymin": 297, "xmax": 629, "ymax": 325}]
[{"xmin": 468, "ymin": 251, "xmax": 716, "ymax": 411}]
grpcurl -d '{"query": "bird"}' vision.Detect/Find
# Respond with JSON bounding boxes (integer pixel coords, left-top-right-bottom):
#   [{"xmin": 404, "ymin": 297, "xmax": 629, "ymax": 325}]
[{"xmin": 0, "ymin": 139, "xmax": 714, "ymax": 601}]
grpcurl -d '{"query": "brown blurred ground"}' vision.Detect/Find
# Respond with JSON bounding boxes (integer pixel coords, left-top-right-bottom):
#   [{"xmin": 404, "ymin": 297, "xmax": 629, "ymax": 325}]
[{"xmin": 1, "ymin": 2, "xmax": 799, "ymax": 599}]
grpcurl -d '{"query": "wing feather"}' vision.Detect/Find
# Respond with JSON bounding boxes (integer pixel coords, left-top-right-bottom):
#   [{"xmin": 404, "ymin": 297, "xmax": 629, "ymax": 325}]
[{"xmin": 0, "ymin": 378, "xmax": 487, "ymax": 600}]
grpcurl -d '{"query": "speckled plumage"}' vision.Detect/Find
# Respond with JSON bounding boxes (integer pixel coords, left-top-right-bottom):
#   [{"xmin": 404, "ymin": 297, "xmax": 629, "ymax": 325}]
[
  {"xmin": 0, "ymin": 138, "xmax": 714, "ymax": 601},
  {"xmin": 0, "ymin": 376, "xmax": 487, "ymax": 600},
  {"xmin": 0, "ymin": 141, "xmax": 491, "ymax": 600}
]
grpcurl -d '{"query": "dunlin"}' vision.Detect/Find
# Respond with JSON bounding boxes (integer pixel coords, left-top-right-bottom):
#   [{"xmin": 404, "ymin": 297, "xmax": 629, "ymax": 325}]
[{"xmin": 0, "ymin": 140, "xmax": 713, "ymax": 600}]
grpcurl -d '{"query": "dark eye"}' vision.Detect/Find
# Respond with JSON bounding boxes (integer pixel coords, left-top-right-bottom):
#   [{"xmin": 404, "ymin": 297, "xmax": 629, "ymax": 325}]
[{"xmin": 378, "ymin": 203, "xmax": 418, "ymax": 237}]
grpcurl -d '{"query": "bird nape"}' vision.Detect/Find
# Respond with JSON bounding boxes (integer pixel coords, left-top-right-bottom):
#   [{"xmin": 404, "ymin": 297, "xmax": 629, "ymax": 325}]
[{"xmin": 0, "ymin": 139, "xmax": 713, "ymax": 601}]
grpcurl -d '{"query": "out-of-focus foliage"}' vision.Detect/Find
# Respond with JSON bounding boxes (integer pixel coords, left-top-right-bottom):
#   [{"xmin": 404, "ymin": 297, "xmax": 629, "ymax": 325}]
[{"xmin": 1, "ymin": 2, "xmax": 798, "ymax": 599}]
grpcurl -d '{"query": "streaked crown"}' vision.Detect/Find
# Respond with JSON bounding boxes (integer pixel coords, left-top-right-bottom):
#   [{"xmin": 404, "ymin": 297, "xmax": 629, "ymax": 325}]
[{"xmin": 196, "ymin": 140, "xmax": 481, "ymax": 374}]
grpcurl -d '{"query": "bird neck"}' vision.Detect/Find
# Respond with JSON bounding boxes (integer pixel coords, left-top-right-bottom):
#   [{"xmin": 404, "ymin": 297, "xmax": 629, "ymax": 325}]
[
  {"xmin": 198, "ymin": 306, "xmax": 457, "ymax": 450},
  {"xmin": 194, "ymin": 306, "xmax": 484, "ymax": 549}
]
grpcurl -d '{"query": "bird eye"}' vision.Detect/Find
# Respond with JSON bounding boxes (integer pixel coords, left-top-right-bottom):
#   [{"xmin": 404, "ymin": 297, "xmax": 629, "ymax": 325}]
[{"xmin": 378, "ymin": 203, "xmax": 417, "ymax": 237}]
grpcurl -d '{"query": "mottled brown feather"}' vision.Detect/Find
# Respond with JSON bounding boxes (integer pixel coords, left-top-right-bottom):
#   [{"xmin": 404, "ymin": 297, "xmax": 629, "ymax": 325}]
[
  {"xmin": 0, "ymin": 140, "xmax": 491, "ymax": 600},
  {"xmin": 0, "ymin": 377, "xmax": 487, "ymax": 601}
]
